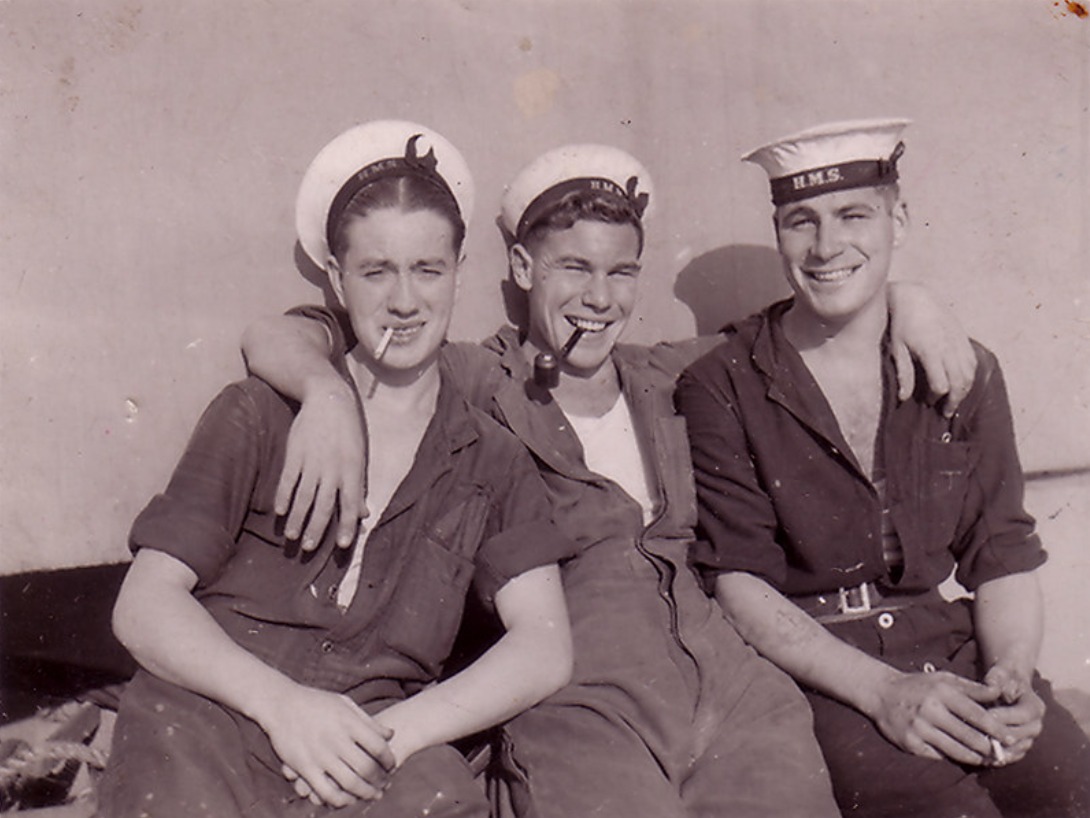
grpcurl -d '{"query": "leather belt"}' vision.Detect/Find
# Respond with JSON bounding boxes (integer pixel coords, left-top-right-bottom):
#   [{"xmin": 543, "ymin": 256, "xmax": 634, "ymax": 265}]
[{"xmin": 790, "ymin": 582, "xmax": 939, "ymax": 624}]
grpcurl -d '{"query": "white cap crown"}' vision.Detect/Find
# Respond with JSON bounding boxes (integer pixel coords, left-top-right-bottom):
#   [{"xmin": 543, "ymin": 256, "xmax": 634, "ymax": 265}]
[
  {"xmin": 295, "ymin": 120, "xmax": 474, "ymax": 267},
  {"xmin": 742, "ymin": 118, "xmax": 909, "ymax": 206},
  {"xmin": 499, "ymin": 143, "xmax": 653, "ymax": 241}
]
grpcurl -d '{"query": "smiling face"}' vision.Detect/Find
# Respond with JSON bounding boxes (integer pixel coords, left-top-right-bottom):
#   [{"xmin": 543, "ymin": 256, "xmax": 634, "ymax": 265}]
[
  {"xmin": 774, "ymin": 186, "xmax": 908, "ymax": 328},
  {"xmin": 511, "ymin": 219, "xmax": 642, "ymax": 378},
  {"xmin": 328, "ymin": 206, "xmax": 458, "ymax": 379}
]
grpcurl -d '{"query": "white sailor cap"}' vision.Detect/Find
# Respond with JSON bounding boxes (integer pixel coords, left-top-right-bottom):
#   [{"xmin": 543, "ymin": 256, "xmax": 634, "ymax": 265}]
[
  {"xmin": 499, "ymin": 143, "xmax": 653, "ymax": 244},
  {"xmin": 742, "ymin": 118, "xmax": 910, "ymax": 207},
  {"xmin": 295, "ymin": 120, "xmax": 474, "ymax": 267}
]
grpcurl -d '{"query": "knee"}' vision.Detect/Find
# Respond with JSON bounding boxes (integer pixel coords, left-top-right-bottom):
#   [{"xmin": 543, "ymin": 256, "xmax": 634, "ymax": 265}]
[{"xmin": 373, "ymin": 746, "xmax": 488, "ymax": 818}]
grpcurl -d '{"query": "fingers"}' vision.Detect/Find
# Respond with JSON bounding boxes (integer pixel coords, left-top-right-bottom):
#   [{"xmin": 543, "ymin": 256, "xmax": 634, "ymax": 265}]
[
  {"xmin": 347, "ymin": 721, "xmax": 397, "ymax": 772},
  {"xmin": 943, "ymin": 688, "xmax": 1012, "ymax": 746},
  {"xmin": 984, "ymin": 664, "xmax": 1026, "ymax": 704},
  {"xmin": 989, "ymin": 691, "xmax": 1045, "ymax": 732},
  {"xmin": 892, "ymin": 341, "xmax": 916, "ymax": 402},
  {"xmin": 893, "ymin": 673, "xmax": 1009, "ymax": 765},
  {"xmin": 335, "ymin": 470, "xmax": 364, "ymax": 548},
  {"xmin": 301, "ymin": 479, "xmax": 337, "ymax": 551},
  {"xmin": 988, "ymin": 735, "xmax": 1035, "ymax": 766},
  {"xmin": 914, "ymin": 718, "xmax": 989, "ymax": 765},
  {"xmin": 284, "ymin": 469, "xmax": 319, "ymax": 546},
  {"xmin": 282, "ymin": 764, "xmax": 319, "ymax": 803},
  {"xmin": 902, "ymin": 732, "xmax": 943, "ymax": 761},
  {"xmin": 919, "ymin": 352, "xmax": 952, "ymax": 409},
  {"xmin": 297, "ymin": 764, "xmax": 357, "ymax": 809},
  {"xmin": 325, "ymin": 756, "xmax": 386, "ymax": 802},
  {"xmin": 275, "ymin": 447, "xmax": 302, "ymax": 518},
  {"xmin": 941, "ymin": 349, "xmax": 976, "ymax": 418}
]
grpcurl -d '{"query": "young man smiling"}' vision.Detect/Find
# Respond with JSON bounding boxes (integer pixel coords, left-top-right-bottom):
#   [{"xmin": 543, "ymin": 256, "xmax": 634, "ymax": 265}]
[
  {"xmin": 242, "ymin": 141, "xmax": 979, "ymax": 817},
  {"xmin": 676, "ymin": 119, "xmax": 1090, "ymax": 818}
]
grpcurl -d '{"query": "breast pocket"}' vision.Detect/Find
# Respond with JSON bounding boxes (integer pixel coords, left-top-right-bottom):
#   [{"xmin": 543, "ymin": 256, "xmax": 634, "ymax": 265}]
[
  {"xmin": 918, "ymin": 439, "xmax": 973, "ymax": 552},
  {"xmin": 380, "ymin": 491, "xmax": 491, "ymax": 675}
]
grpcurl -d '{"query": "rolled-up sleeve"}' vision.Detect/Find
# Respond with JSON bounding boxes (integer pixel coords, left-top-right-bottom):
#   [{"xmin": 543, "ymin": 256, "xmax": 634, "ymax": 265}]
[
  {"xmin": 952, "ymin": 348, "xmax": 1046, "ymax": 590},
  {"xmin": 473, "ymin": 445, "xmax": 579, "ymax": 603},
  {"xmin": 129, "ymin": 384, "xmax": 263, "ymax": 587}
]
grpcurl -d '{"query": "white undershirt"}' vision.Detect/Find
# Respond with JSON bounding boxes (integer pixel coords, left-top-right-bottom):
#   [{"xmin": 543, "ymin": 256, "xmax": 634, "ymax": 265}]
[
  {"xmin": 566, "ymin": 395, "xmax": 655, "ymax": 524},
  {"xmin": 334, "ymin": 357, "xmax": 409, "ymax": 611},
  {"xmin": 336, "ymin": 514, "xmax": 380, "ymax": 611}
]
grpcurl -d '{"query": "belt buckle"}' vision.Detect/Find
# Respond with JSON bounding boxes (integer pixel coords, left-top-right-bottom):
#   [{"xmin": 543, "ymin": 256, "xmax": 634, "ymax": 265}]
[{"xmin": 837, "ymin": 582, "xmax": 872, "ymax": 615}]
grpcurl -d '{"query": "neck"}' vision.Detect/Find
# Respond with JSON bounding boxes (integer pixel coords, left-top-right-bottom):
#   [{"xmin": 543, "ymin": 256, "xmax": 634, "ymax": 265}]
[
  {"xmin": 346, "ymin": 354, "xmax": 441, "ymax": 414},
  {"xmin": 782, "ymin": 291, "xmax": 889, "ymax": 358}
]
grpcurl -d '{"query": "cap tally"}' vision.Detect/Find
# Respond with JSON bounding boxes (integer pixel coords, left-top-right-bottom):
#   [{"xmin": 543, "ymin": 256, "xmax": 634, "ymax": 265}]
[
  {"xmin": 742, "ymin": 118, "xmax": 910, "ymax": 206},
  {"xmin": 499, "ymin": 144, "xmax": 653, "ymax": 243}
]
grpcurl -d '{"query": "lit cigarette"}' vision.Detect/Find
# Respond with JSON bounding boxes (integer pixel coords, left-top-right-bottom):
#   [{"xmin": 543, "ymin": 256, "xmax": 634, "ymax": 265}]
[
  {"xmin": 375, "ymin": 327, "xmax": 395, "ymax": 360},
  {"xmin": 990, "ymin": 736, "xmax": 1007, "ymax": 765}
]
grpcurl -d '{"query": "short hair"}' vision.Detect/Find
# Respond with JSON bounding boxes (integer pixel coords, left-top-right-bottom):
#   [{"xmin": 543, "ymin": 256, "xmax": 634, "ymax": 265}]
[
  {"xmin": 877, "ymin": 182, "xmax": 901, "ymax": 209},
  {"xmin": 520, "ymin": 188, "xmax": 644, "ymax": 255},
  {"xmin": 329, "ymin": 174, "xmax": 466, "ymax": 261}
]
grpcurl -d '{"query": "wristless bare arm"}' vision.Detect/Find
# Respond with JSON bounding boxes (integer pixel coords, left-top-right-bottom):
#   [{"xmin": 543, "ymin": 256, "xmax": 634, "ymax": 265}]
[
  {"xmin": 113, "ymin": 549, "xmax": 395, "ymax": 807},
  {"xmin": 715, "ymin": 571, "xmax": 1010, "ymax": 765},
  {"xmin": 376, "ymin": 564, "xmax": 573, "ymax": 766}
]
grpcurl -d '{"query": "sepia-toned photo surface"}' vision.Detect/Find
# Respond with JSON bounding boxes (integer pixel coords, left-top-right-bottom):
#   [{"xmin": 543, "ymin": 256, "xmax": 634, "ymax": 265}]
[{"xmin": 2, "ymin": 1, "xmax": 1087, "ymax": 814}]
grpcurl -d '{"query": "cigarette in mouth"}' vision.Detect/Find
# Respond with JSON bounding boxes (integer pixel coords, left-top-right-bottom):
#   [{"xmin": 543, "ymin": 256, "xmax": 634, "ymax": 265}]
[
  {"xmin": 375, "ymin": 327, "xmax": 395, "ymax": 361},
  {"xmin": 560, "ymin": 327, "xmax": 586, "ymax": 359}
]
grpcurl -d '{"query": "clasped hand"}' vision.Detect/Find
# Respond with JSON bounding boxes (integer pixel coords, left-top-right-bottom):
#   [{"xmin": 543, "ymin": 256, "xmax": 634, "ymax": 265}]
[
  {"xmin": 260, "ymin": 685, "xmax": 396, "ymax": 807},
  {"xmin": 873, "ymin": 669, "xmax": 1040, "ymax": 767}
]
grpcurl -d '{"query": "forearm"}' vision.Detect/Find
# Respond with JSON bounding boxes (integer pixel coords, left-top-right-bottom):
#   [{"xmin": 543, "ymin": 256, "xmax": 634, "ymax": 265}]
[
  {"xmin": 974, "ymin": 571, "xmax": 1043, "ymax": 684},
  {"xmin": 715, "ymin": 572, "xmax": 900, "ymax": 718},
  {"xmin": 377, "ymin": 621, "xmax": 570, "ymax": 765},
  {"xmin": 377, "ymin": 565, "xmax": 571, "ymax": 765},
  {"xmin": 241, "ymin": 314, "xmax": 342, "ymax": 402}
]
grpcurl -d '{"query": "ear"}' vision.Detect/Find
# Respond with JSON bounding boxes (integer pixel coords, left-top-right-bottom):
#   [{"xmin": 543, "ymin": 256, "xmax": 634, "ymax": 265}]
[
  {"xmin": 891, "ymin": 199, "xmax": 909, "ymax": 249},
  {"xmin": 510, "ymin": 244, "xmax": 534, "ymax": 293},
  {"xmin": 326, "ymin": 256, "xmax": 347, "ymax": 307},
  {"xmin": 771, "ymin": 212, "xmax": 787, "ymax": 253}
]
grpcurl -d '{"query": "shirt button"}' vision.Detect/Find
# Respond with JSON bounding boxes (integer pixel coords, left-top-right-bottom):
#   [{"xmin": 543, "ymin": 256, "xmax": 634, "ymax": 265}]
[
  {"xmin": 320, "ymin": 640, "xmax": 335, "ymax": 654},
  {"xmin": 327, "ymin": 585, "xmax": 338, "ymax": 601},
  {"xmin": 877, "ymin": 612, "xmax": 895, "ymax": 630},
  {"xmin": 923, "ymin": 661, "xmax": 937, "ymax": 673}
]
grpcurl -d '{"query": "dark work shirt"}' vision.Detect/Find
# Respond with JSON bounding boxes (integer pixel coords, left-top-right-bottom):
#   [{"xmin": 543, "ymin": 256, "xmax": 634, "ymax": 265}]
[
  {"xmin": 675, "ymin": 301, "xmax": 1045, "ymax": 598},
  {"xmin": 129, "ymin": 372, "xmax": 575, "ymax": 707}
]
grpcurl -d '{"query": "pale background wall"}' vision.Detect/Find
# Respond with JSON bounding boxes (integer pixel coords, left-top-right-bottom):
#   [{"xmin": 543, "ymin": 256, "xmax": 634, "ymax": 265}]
[{"xmin": 2, "ymin": 1, "xmax": 1087, "ymax": 686}]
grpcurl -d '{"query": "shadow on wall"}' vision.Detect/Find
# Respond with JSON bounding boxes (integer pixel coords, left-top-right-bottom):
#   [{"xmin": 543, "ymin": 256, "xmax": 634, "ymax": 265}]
[
  {"xmin": 674, "ymin": 244, "xmax": 789, "ymax": 335},
  {"xmin": 295, "ymin": 242, "xmax": 340, "ymax": 311}
]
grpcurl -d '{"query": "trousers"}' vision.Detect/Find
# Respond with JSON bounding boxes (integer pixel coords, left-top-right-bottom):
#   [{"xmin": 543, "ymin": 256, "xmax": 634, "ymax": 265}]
[
  {"xmin": 96, "ymin": 672, "xmax": 489, "ymax": 818},
  {"xmin": 810, "ymin": 598, "xmax": 1090, "ymax": 818}
]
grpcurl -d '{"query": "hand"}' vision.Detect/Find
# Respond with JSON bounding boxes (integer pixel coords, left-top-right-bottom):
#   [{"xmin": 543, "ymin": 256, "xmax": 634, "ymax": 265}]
[
  {"xmin": 888, "ymin": 281, "xmax": 977, "ymax": 417},
  {"xmin": 281, "ymin": 763, "xmax": 319, "ymax": 806},
  {"xmin": 871, "ymin": 670, "xmax": 1007, "ymax": 765},
  {"xmin": 275, "ymin": 379, "xmax": 368, "ymax": 550},
  {"xmin": 983, "ymin": 662, "xmax": 1030, "ymax": 705},
  {"xmin": 982, "ymin": 664, "xmax": 1043, "ymax": 766},
  {"xmin": 259, "ymin": 684, "xmax": 396, "ymax": 807},
  {"xmin": 983, "ymin": 686, "xmax": 1045, "ymax": 766}
]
